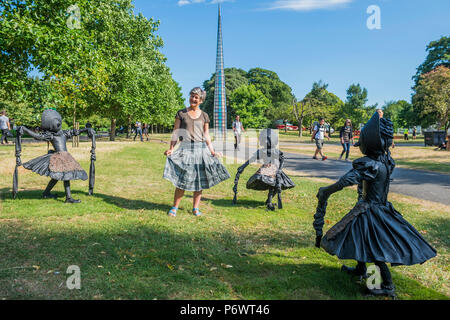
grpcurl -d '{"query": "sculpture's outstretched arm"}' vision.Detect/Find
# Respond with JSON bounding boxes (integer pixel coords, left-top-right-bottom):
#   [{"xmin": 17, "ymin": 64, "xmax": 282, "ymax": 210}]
[
  {"xmin": 21, "ymin": 126, "xmax": 52, "ymax": 141},
  {"xmin": 313, "ymin": 168, "xmax": 361, "ymax": 246}
]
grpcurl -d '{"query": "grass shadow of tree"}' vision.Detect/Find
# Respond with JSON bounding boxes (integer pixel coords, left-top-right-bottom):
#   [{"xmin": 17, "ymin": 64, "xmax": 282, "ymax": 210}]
[
  {"xmin": 0, "ymin": 188, "xmax": 172, "ymax": 213},
  {"xmin": 0, "ymin": 219, "xmax": 445, "ymax": 300}
]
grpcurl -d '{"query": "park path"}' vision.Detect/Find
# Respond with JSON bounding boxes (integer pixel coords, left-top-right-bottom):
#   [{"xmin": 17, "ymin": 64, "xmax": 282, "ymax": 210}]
[{"xmin": 214, "ymin": 141, "xmax": 450, "ymax": 205}]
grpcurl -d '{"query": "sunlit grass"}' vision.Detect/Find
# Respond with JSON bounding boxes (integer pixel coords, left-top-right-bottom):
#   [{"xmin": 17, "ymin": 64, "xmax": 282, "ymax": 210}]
[{"xmin": 0, "ymin": 141, "xmax": 448, "ymax": 300}]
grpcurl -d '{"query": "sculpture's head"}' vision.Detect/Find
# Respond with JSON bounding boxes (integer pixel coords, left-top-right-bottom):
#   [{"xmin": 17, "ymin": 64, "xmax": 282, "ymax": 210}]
[
  {"xmin": 359, "ymin": 112, "xmax": 394, "ymax": 156},
  {"xmin": 259, "ymin": 129, "xmax": 279, "ymax": 150},
  {"xmin": 41, "ymin": 109, "xmax": 62, "ymax": 132}
]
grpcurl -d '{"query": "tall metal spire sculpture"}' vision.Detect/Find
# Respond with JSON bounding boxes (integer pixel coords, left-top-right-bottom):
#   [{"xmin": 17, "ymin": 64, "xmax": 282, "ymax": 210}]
[{"xmin": 214, "ymin": 4, "xmax": 227, "ymax": 140}]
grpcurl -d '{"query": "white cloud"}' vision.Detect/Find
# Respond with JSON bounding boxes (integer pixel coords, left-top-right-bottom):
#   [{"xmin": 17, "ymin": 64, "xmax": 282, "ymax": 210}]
[{"xmin": 267, "ymin": 0, "xmax": 354, "ymax": 11}]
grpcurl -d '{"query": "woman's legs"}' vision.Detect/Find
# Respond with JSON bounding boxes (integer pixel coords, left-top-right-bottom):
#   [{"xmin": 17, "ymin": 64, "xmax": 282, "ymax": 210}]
[
  {"xmin": 173, "ymin": 188, "xmax": 185, "ymax": 208},
  {"xmin": 339, "ymin": 144, "xmax": 346, "ymax": 159},
  {"xmin": 193, "ymin": 190, "xmax": 202, "ymax": 209},
  {"xmin": 345, "ymin": 143, "xmax": 350, "ymax": 160}
]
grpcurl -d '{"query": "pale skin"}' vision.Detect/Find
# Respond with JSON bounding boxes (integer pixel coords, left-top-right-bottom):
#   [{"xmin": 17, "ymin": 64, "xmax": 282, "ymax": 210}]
[
  {"xmin": 311, "ymin": 119, "xmax": 330, "ymax": 158},
  {"xmin": 164, "ymin": 93, "xmax": 219, "ymax": 210}
]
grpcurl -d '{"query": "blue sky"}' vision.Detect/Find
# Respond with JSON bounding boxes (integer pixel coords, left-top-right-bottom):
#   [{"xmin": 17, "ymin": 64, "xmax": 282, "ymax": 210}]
[{"xmin": 132, "ymin": 0, "xmax": 449, "ymax": 107}]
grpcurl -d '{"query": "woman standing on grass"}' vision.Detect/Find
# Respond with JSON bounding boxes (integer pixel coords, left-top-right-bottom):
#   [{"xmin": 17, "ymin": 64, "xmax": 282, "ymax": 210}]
[
  {"xmin": 339, "ymin": 119, "xmax": 354, "ymax": 161},
  {"xmin": 163, "ymin": 87, "xmax": 230, "ymax": 217}
]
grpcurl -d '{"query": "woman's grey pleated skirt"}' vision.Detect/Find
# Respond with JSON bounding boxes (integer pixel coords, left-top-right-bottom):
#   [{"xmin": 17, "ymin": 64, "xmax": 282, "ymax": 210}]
[{"xmin": 163, "ymin": 141, "xmax": 230, "ymax": 191}]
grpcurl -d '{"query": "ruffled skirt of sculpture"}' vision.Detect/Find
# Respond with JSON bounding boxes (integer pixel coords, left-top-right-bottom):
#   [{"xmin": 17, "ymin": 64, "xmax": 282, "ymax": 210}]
[
  {"xmin": 23, "ymin": 151, "xmax": 88, "ymax": 181},
  {"xmin": 246, "ymin": 164, "xmax": 295, "ymax": 191},
  {"xmin": 321, "ymin": 201, "xmax": 437, "ymax": 266}
]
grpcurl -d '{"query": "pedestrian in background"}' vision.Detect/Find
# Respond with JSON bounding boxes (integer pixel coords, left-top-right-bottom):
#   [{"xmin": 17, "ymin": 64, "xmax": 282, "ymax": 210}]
[
  {"xmin": 311, "ymin": 117, "xmax": 330, "ymax": 161},
  {"xmin": 143, "ymin": 123, "xmax": 149, "ymax": 141},
  {"xmin": 0, "ymin": 110, "xmax": 12, "ymax": 145},
  {"xmin": 134, "ymin": 121, "xmax": 143, "ymax": 142},
  {"xmin": 232, "ymin": 115, "xmax": 245, "ymax": 150},
  {"xmin": 339, "ymin": 119, "xmax": 354, "ymax": 161}
]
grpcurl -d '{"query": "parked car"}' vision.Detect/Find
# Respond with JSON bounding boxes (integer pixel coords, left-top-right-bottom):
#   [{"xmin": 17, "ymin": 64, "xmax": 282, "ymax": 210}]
[
  {"xmin": 276, "ymin": 123, "xmax": 299, "ymax": 131},
  {"xmin": 274, "ymin": 119, "xmax": 299, "ymax": 131}
]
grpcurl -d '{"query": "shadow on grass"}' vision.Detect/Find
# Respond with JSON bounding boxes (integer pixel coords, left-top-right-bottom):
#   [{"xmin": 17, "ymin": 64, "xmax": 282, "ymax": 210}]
[
  {"xmin": 203, "ymin": 198, "xmax": 264, "ymax": 209},
  {"xmin": 0, "ymin": 218, "xmax": 446, "ymax": 300},
  {"xmin": 0, "ymin": 188, "xmax": 172, "ymax": 213}
]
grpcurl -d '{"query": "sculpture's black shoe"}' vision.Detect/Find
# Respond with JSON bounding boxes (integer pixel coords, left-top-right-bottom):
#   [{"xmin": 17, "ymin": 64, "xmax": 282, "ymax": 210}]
[
  {"xmin": 65, "ymin": 198, "xmax": 81, "ymax": 204},
  {"xmin": 266, "ymin": 203, "xmax": 275, "ymax": 211},
  {"xmin": 315, "ymin": 235, "xmax": 322, "ymax": 248},
  {"xmin": 43, "ymin": 193, "xmax": 58, "ymax": 199},
  {"xmin": 341, "ymin": 265, "xmax": 368, "ymax": 278},
  {"xmin": 365, "ymin": 284, "xmax": 396, "ymax": 298}
]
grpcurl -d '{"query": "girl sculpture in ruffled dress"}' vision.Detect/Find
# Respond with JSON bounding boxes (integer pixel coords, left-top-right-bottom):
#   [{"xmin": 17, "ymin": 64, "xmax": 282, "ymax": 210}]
[
  {"xmin": 313, "ymin": 112, "xmax": 436, "ymax": 297},
  {"xmin": 232, "ymin": 129, "xmax": 295, "ymax": 211},
  {"xmin": 15, "ymin": 109, "xmax": 95, "ymax": 203}
]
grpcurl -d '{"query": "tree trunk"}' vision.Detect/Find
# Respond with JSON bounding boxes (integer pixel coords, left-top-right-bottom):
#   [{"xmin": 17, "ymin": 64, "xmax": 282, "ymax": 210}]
[
  {"xmin": 298, "ymin": 117, "xmax": 303, "ymax": 137},
  {"xmin": 72, "ymin": 103, "xmax": 78, "ymax": 147},
  {"xmin": 127, "ymin": 116, "xmax": 131, "ymax": 139},
  {"xmin": 110, "ymin": 118, "xmax": 116, "ymax": 141}
]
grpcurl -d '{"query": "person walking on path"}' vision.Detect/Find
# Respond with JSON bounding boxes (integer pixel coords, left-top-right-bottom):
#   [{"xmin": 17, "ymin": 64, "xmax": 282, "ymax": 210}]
[
  {"xmin": 339, "ymin": 119, "xmax": 354, "ymax": 161},
  {"xmin": 412, "ymin": 127, "xmax": 417, "ymax": 140},
  {"xmin": 134, "ymin": 121, "xmax": 143, "ymax": 142},
  {"xmin": 232, "ymin": 115, "xmax": 245, "ymax": 150},
  {"xmin": 0, "ymin": 110, "xmax": 12, "ymax": 145},
  {"xmin": 143, "ymin": 123, "xmax": 149, "ymax": 141},
  {"xmin": 311, "ymin": 118, "xmax": 330, "ymax": 161},
  {"xmin": 404, "ymin": 128, "xmax": 409, "ymax": 141},
  {"xmin": 163, "ymin": 87, "xmax": 230, "ymax": 217}
]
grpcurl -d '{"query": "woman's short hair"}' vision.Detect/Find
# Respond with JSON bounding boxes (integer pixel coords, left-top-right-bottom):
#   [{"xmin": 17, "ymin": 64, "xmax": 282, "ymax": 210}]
[{"xmin": 190, "ymin": 87, "xmax": 206, "ymax": 102}]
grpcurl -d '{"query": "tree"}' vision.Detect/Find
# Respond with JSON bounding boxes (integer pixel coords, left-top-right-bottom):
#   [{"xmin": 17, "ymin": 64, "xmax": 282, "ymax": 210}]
[
  {"xmin": 203, "ymin": 68, "xmax": 249, "ymax": 127},
  {"xmin": 383, "ymin": 100, "xmax": 413, "ymax": 130},
  {"xmin": 293, "ymin": 98, "xmax": 316, "ymax": 137},
  {"xmin": 229, "ymin": 85, "xmax": 271, "ymax": 129},
  {"xmin": 304, "ymin": 81, "xmax": 344, "ymax": 134},
  {"xmin": 413, "ymin": 36, "xmax": 450, "ymax": 86},
  {"xmin": 202, "ymin": 67, "xmax": 295, "ymax": 128},
  {"xmin": 412, "ymin": 66, "xmax": 450, "ymax": 132},
  {"xmin": 247, "ymin": 68, "xmax": 295, "ymax": 123},
  {"xmin": 343, "ymin": 84, "xmax": 375, "ymax": 128},
  {"xmin": 0, "ymin": 0, "xmax": 183, "ymax": 140}
]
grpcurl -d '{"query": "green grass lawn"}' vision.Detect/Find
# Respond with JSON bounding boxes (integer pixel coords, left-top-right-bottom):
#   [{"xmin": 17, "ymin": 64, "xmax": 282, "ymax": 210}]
[{"xmin": 0, "ymin": 141, "xmax": 448, "ymax": 300}]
